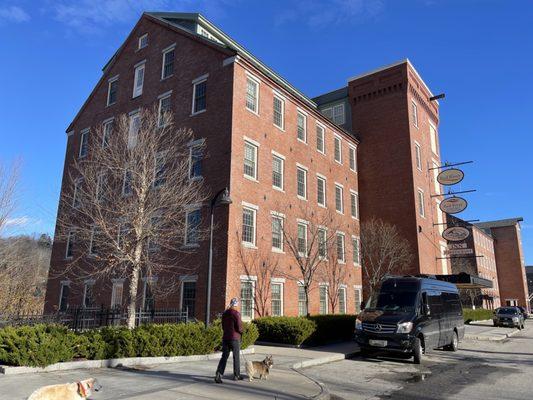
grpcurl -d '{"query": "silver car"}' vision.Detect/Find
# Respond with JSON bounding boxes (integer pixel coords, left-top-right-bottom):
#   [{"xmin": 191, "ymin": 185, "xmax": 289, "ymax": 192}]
[{"xmin": 493, "ymin": 307, "xmax": 525, "ymax": 329}]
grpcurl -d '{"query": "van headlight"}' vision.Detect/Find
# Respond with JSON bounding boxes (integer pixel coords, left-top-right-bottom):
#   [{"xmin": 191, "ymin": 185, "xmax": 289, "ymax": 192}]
[
  {"xmin": 397, "ymin": 322, "xmax": 413, "ymax": 334},
  {"xmin": 512, "ymin": 317, "xmax": 519, "ymax": 322},
  {"xmin": 355, "ymin": 318, "xmax": 363, "ymax": 331}
]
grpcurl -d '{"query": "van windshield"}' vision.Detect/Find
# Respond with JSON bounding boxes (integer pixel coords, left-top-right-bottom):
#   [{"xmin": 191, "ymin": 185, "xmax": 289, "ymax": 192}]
[{"xmin": 366, "ymin": 291, "xmax": 418, "ymax": 313}]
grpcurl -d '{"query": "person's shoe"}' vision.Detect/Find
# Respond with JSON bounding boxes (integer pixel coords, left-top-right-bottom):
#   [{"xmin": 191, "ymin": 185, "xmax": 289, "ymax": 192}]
[
  {"xmin": 215, "ymin": 372, "xmax": 223, "ymax": 384},
  {"xmin": 233, "ymin": 374, "xmax": 244, "ymax": 381}
]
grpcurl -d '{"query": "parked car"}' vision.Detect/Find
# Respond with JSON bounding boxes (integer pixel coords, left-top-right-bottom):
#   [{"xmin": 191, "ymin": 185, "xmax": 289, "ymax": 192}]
[
  {"xmin": 354, "ymin": 276, "xmax": 464, "ymax": 364},
  {"xmin": 518, "ymin": 306, "xmax": 529, "ymax": 320},
  {"xmin": 493, "ymin": 307, "xmax": 525, "ymax": 329}
]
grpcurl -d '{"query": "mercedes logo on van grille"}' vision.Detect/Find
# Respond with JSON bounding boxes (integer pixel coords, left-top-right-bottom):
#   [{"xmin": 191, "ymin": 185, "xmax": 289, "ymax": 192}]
[{"xmin": 376, "ymin": 324, "xmax": 382, "ymax": 331}]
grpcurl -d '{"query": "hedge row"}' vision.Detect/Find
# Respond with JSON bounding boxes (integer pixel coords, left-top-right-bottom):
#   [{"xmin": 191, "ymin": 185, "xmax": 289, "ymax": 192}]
[
  {"xmin": 463, "ymin": 308, "xmax": 494, "ymax": 324},
  {"xmin": 0, "ymin": 321, "xmax": 258, "ymax": 368},
  {"xmin": 253, "ymin": 315, "xmax": 356, "ymax": 346}
]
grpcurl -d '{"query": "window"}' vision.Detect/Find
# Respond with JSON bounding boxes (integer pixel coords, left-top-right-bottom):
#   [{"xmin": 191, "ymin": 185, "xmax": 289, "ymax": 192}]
[
  {"xmin": 316, "ymin": 124, "xmax": 325, "ymax": 153},
  {"xmin": 192, "ymin": 79, "xmax": 207, "ymax": 114},
  {"xmin": 83, "ymin": 281, "xmax": 96, "ymax": 308},
  {"xmin": 96, "ymin": 171, "xmax": 106, "ymax": 202},
  {"xmin": 334, "ymin": 136, "xmax": 342, "ymax": 163},
  {"xmin": 65, "ymin": 230, "xmax": 75, "ymax": 258},
  {"xmin": 138, "ymin": 33, "xmax": 148, "ymax": 49},
  {"xmin": 89, "ymin": 226, "xmax": 99, "ymax": 256},
  {"xmin": 430, "ymin": 123, "xmax": 438, "ymax": 154},
  {"xmin": 335, "ymin": 184, "xmax": 344, "ymax": 213},
  {"xmin": 242, "ymin": 206, "xmax": 257, "ymax": 246},
  {"xmin": 122, "ymin": 169, "xmax": 133, "ymax": 196},
  {"xmin": 415, "ymin": 142, "xmax": 422, "ymax": 170},
  {"xmin": 432, "ymin": 161, "xmax": 441, "ymax": 194},
  {"xmin": 298, "ymin": 285, "xmax": 307, "ymax": 316},
  {"xmin": 318, "ymin": 228, "xmax": 327, "ymax": 259},
  {"xmin": 297, "ymin": 222, "xmax": 308, "ymax": 256},
  {"xmin": 272, "ymin": 155, "xmax": 284, "ymax": 190},
  {"xmin": 111, "ymin": 281, "xmax": 123, "ymax": 309},
  {"xmin": 350, "ymin": 191, "xmax": 359, "ymax": 219},
  {"xmin": 319, "ymin": 285, "xmax": 328, "ymax": 314},
  {"xmin": 271, "ymin": 215, "xmax": 283, "ymax": 251},
  {"xmin": 161, "ymin": 47, "xmax": 175, "ymax": 79},
  {"xmin": 246, "ymin": 76, "xmax": 259, "ymax": 113},
  {"xmin": 322, "ymin": 107, "xmax": 333, "ymax": 120},
  {"xmin": 79, "ymin": 129, "xmax": 89, "ymax": 158},
  {"xmin": 58, "ymin": 282, "xmax": 70, "ymax": 312},
  {"xmin": 158, "ymin": 94, "xmax": 172, "ymax": 127},
  {"xmin": 271, "ymin": 282, "xmax": 283, "ymax": 316},
  {"xmin": 349, "ymin": 146, "xmax": 357, "ymax": 171},
  {"xmin": 417, "ymin": 189, "xmax": 425, "ymax": 217},
  {"xmin": 241, "ymin": 280, "xmax": 254, "ymax": 319},
  {"xmin": 273, "ymin": 94, "xmax": 285, "ymax": 129},
  {"xmin": 352, "ymin": 236, "xmax": 361, "ymax": 265},
  {"xmin": 297, "ymin": 111, "xmax": 307, "ymax": 142},
  {"xmin": 336, "ymin": 233, "xmax": 345, "ymax": 263},
  {"xmin": 333, "ymin": 104, "xmax": 345, "ymax": 125},
  {"xmin": 102, "ymin": 119, "xmax": 113, "ymax": 148},
  {"xmin": 117, "ymin": 222, "xmax": 129, "ymax": 251},
  {"xmin": 153, "ymin": 152, "xmax": 166, "ymax": 188},
  {"xmin": 133, "ymin": 63, "xmax": 145, "ymax": 98},
  {"xmin": 185, "ymin": 208, "xmax": 201, "ymax": 245},
  {"xmin": 182, "ymin": 280, "xmax": 196, "ymax": 318},
  {"xmin": 243, "ymin": 140, "xmax": 258, "ymax": 180},
  {"xmin": 72, "ymin": 178, "xmax": 82, "ymax": 209},
  {"xmin": 338, "ymin": 287, "xmax": 347, "ymax": 314},
  {"xmin": 189, "ymin": 145, "xmax": 203, "ymax": 180},
  {"xmin": 355, "ymin": 287, "xmax": 362, "ymax": 313},
  {"xmin": 317, "ymin": 176, "xmax": 326, "ymax": 207},
  {"xmin": 128, "ymin": 112, "xmax": 140, "ymax": 148},
  {"xmin": 142, "ymin": 278, "xmax": 155, "ymax": 311},
  {"xmin": 107, "ymin": 78, "xmax": 118, "ymax": 106},
  {"xmin": 411, "ymin": 101, "xmax": 418, "ymax": 127},
  {"xmin": 297, "ymin": 167, "xmax": 307, "ymax": 199}
]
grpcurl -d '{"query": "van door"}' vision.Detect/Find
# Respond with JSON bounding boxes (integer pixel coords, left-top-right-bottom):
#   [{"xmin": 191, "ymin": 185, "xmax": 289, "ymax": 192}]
[{"xmin": 422, "ymin": 291, "xmax": 441, "ymax": 350}]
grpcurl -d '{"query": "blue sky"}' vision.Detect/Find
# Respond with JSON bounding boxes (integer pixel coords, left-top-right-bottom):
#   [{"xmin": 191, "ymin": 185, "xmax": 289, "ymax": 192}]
[{"xmin": 1, "ymin": 0, "xmax": 532, "ymax": 264}]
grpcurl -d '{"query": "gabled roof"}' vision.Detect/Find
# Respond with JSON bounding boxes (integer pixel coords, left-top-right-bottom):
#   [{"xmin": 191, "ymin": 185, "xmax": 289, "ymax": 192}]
[{"xmin": 474, "ymin": 217, "xmax": 524, "ymax": 230}]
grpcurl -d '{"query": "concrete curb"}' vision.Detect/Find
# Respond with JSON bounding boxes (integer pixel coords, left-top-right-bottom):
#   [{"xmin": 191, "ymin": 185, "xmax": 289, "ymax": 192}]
[
  {"xmin": 464, "ymin": 328, "xmax": 520, "ymax": 342},
  {"xmin": 291, "ymin": 349, "xmax": 360, "ymax": 369},
  {"xmin": 0, "ymin": 348, "xmax": 255, "ymax": 376},
  {"xmin": 291, "ymin": 368, "xmax": 331, "ymax": 400}
]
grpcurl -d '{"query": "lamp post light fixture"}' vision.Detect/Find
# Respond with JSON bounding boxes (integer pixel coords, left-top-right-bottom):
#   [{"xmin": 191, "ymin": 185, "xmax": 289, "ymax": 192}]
[{"xmin": 205, "ymin": 187, "xmax": 232, "ymax": 325}]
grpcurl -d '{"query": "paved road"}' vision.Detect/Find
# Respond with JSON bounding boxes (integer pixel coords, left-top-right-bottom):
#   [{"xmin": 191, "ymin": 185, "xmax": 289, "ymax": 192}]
[{"xmin": 305, "ymin": 323, "xmax": 533, "ymax": 399}]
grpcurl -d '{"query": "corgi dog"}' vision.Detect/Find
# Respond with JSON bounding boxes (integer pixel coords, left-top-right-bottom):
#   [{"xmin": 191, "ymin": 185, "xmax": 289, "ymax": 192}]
[{"xmin": 246, "ymin": 355, "xmax": 274, "ymax": 381}]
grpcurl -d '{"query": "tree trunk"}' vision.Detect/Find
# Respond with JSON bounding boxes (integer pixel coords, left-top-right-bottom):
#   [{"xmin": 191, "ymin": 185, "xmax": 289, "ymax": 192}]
[
  {"xmin": 126, "ymin": 242, "xmax": 144, "ymax": 329},
  {"xmin": 304, "ymin": 285, "xmax": 310, "ymax": 317}
]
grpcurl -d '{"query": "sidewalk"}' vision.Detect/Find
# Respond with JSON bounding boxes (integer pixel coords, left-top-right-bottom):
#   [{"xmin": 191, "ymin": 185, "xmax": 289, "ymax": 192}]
[
  {"xmin": 0, "ymin": 343, "xmax": 358, "ymax": 400},
  {"xmin": 464, "ymin": 319, "xmax": 522, "ymax": 342}
]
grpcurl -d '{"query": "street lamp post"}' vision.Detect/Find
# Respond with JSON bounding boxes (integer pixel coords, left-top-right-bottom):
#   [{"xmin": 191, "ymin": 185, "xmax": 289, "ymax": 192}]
[{"xmin": 205, "ymin": 187, "xmax": 232, "ymax": 325}]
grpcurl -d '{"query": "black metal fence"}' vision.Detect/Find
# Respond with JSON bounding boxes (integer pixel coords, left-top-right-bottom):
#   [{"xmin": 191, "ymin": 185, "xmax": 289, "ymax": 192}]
[{"xmin": 0, "ymin": 306, "xmax": 190, "ymax": 332}]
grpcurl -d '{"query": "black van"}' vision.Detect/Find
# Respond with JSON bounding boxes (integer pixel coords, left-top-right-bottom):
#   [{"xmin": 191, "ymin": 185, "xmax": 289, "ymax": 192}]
[{"xmin": 354, "ymin": 276, "xmax": 464, "ymax": 364}]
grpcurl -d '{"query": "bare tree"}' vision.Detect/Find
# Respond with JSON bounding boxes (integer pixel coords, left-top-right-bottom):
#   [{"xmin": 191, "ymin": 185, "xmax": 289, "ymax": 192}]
[
  {"xmin": 360, "ymin": 218, "xmax": 413, "ymax": 299},
  {"xmin": 0, "ymin": 159, "xmax": 20, "ymax": 232},
  {"xmin": 236, "ymin": 231, "xmax": 280, "ymax": 317},
  {"xmin": 56, "ymin": 107, "xmax": 208, "ymax": 328},
  {"xmin": 280, "ymin": 204, "xmax": 343, "ymax": 316},
  {"xmin": 319, "ymin": 249, "xmax": 349, "ymax": 314}
]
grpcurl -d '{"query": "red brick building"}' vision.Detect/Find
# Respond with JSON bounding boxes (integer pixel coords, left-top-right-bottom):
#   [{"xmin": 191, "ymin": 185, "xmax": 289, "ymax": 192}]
[
  {"xmin": 314, "ymin": 60, "xmax": 449, "ymax": 289},
  {"xmin": 475, "ymin": 218, "xmax": 530, "ymax": 310},
  {"xmin": 44, "ymin": 12, "xmax": 362, "ymax": 321}
]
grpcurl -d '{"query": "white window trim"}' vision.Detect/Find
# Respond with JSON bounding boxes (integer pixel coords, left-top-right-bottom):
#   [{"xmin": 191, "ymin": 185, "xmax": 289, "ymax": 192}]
[
  {"xmin": 338, "ymin": 286, "xmax": 347, "ymax": 314},
  {"xmin": 271, "ymin": 152, "xmax": 285, "ymax": 192},
  {"xmin": 79, "ymin": 128, "xmax": 89, "ymax": 158},
  {"xmin": 88, "ymin": 226, "xmax": 97, "ymax": 256},
  {"xmin": 243, "ymin": 139, "xmax": 259, "ymax": 182},
  {"xmin": 297, "ymin": 221, "xmax": 308, "ymax": 257},
  {"xmin": 412, "ymin": 100, "xmax": 419, "ymax": 128},
  {"xmin": 296, "ymin": 166, "xmax": 308, "ymax": 200},
  {"xmin": 188, "ymin": 140, "xmax": 205, "ymax": 181},
  {"xmin": 352, "ymin": 235, "xmax": 361, "ymax": 266},
  {"xmin": 157, "ymin": 92, "xmax": 172, "ymax": 127},
  {"xmin": 241, "ymin": 203, "xmax": 258, "ymax": 248},
  {"xmin": 179, "ymin": 276, "xmax": 198, "ymax": 312},
  {"xmin": 319, "ymin": 283, "xmax": 329, "ymax": 314},
  {"xmin": 417, "ymin": 188, "xmax": 426, "ymax": 218},
  {"xmin": 333, "ymin": 103, "xmax": 346, "ymax": 125},
  {"xmin": 138, "ymin": 33, "xmax": 148, "ymax": 49},
  {"xmin": 240, "ymin": 278, "xmax": 256, "ymax": 321},
  {"xmin": 58, "ymin": 281, "xmax": 70, "ymax": 310},
  {"xmin": 270, "ymin": 281, "xmax": 284, "ymax": 317},
  {"xmin": 271, "ymin": 212, "xmax": 284, "ymax": 253},
  {"xmin": 349, "ymin": 145, "xmax": 357, "ymax": 172},
  {"xmin": 102, "ymin": 118, "xmax": 114, "ymax": 148},
  {"xmin": 245, "ymin": 74, "xmax": 260, "ymax": 115},
  {"xmin": 334, "ymin": 134, "xmax": 343, "ymax": 164},
  {"xmin": 336, "ymin": 231, "xmax": 346, "ymax": 264},
  {"xmin": 82, "ymin": 280, "xmax": 96, "ymax": 308},
  {"xmin": 414, "ymin": 140, "xmax": 422, "ymax": 171},
  {"xmin": 65, "ymin": 230, "xmax": 75, "ymax": 259},
  {"xmin": 349, "ymin": 190, "xmax": 359, "ymax": 220},
  {"xmin": 272, "ymin": 93, "xmax": 285, "ymax": 131},
  {"xmin": 107, "ymin": 76, "xmax": 118, "ymax": 106},
  {"xmin": 316, "ymin": 123, "xmax": 326, "ymax": 154},
  {"xmin": 72, "ymin": 178, "xmax": 82, "ymax": 209},
  {"xmin": 191, "ymin": 76, "xmax": 208, "ymax": 116},
  {"xmin": 335, "ymin": 183, "xmax": 344, "ymax": 214},
  {"xmin": 161, "ymin": 44, "xmax": 176, "ymax": 79},
  {"xmin": 183, "ymin": 206, "xmax": 201, "ymax": 247},
  {"xmin": 296, "ymin": 109, "xmax": 308, "ymax": 144},
  {"xmin": 317, "ymin": 174, "xmax": 327, "ymax": 208},
  {"xmin": 132, "ymin": 62, "xmax": 146, "ymax": 98}
]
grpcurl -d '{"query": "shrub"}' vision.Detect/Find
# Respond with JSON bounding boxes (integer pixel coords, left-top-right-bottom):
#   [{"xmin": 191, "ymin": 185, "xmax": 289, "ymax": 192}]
[
  {"xmin": 305, "ymin": 315, "xmax": 357, "ymax": 345},
  {"xmin": 463, "ymin": 308, "xmax": 493, "ymax": 324},
  {"xmin": 254, "ymin": 317, "xmax": 316, "ymax": 346},
  {"xmin": 240, "ymin": 321, "xmax": 259, "ymax": 349}
]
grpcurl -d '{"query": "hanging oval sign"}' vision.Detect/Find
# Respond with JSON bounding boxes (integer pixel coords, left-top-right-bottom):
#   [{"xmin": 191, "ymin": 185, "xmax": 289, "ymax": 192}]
[
  {"xmin": 437, "ymin": 168, "xmax": 464, "ymax": 186},
  {"xmin": 442, "ymin": 226, "xmax": 470, "ymax": 242},
  {"xmin": 440, "ymin": 196, "xmax": 468, "ymax": 214}
]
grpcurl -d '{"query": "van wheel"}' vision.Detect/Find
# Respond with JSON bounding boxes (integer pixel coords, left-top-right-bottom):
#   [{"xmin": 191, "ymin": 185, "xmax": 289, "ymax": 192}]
[
  {"xmin": 413, "ymin": 337, "xmax": 423, "ymax": 364},
  {"xmin": 446, "ymin": 331, "xmax": 458, "ymax": 352}
]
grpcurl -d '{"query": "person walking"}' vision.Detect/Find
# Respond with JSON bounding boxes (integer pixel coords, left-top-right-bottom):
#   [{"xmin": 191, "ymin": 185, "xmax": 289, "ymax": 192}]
[{"xmin": 215, "ymin": 298, "xmax": 244, "ymax": 383}]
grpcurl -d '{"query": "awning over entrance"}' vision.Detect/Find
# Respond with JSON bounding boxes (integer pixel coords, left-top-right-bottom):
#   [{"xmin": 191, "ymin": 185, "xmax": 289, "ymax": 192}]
[{"xmin": 435, "ymin": 272, "xmax": 493, "ymax": 289}]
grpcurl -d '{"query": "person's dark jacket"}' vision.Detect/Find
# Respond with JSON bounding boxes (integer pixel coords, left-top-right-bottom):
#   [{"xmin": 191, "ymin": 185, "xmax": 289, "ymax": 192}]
[{"xmin": 221, "ymin": 308, "xmax": 243, "ymax": 341}]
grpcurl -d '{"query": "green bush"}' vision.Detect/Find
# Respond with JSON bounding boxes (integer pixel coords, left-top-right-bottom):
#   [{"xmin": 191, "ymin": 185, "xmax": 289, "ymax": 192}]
[
  {"xmin": 305, "ymin": 315, "xmax": 357, "ymax": 345},
  {"xmin": 0, "ymin": 320, "xmax": 257, "ymax": 368},
  {"xmin": 463, "ymin": 308, "xmax": 493, "ymax": 324},
  {"xmin": 254, "ymin": 317, "xmax": 316, "ymax": 345}
]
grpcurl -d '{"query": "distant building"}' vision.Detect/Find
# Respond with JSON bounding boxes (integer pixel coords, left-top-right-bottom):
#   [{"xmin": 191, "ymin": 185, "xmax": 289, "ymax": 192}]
[
  {"xmin": 526, "ymin": 266, "xmax": 533, "ymax": 310},
  {"xmin": 475, "ymin": 218, "xmax": 529, "ymax": 310}
]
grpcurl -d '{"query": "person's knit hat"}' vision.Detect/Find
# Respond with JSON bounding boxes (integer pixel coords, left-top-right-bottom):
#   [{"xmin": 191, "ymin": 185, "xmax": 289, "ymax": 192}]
[{"xmin": 230, "ymin": 298, "xmax": 239, "ymax": 307}]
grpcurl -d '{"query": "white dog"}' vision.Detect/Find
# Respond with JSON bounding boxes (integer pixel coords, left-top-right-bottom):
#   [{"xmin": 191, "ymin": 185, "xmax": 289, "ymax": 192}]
[{"xmin": 27, "ymin": 378, "xmax": 102, "ymax": 400}]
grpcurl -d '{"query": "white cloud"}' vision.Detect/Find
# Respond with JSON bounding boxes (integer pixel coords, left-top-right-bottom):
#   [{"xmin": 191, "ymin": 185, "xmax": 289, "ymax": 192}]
[
  {"xmin": 4, "ymin": 216, "xmax": 33, "ymax": 227},
  {"xmin": 275, "ymin": 0, "xmax": 384, "ymax": 28},
  {"xmin": 0, "ymin": 5, "xmax": 30, "ymax": 23}
]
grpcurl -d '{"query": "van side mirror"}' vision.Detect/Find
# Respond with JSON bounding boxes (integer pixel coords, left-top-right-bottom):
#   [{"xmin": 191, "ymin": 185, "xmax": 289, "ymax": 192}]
[{"xmin": 424, "ymin": 304, "xmax": 431, "ymax": 316}]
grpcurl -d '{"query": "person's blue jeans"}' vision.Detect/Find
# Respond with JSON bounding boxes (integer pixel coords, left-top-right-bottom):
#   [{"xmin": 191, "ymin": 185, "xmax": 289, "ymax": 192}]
[{"xmin": 216, "ymin": 339, "xmax": 240, "ymax": 376}]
